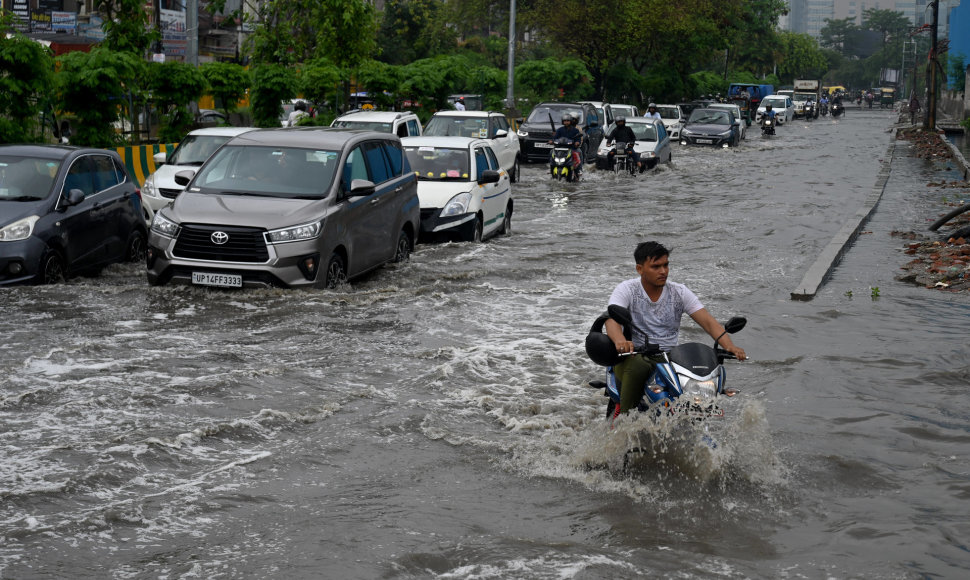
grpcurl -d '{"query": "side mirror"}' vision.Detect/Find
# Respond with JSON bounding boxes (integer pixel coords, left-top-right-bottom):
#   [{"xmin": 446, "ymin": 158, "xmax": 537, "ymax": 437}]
[
  {"xmin": 349, "ymin": 178, "xmax": 376, "ymax": 197},
  {"xmin": 173, "ymin": 170, "xmax": 196, "ymax": 187},
  {"xmin": 153, "ymin": 152, "xmax": 168, "ymax": 165},
  {"xmin": 494, "ymin": 129, "xmax": 508, "ymax": 138},
  {"xmin": 478, "ymin": 170, "xmax": 500, "ymax": 184},
  {"xmin": 63, "ymin": 188, "xmax": 85, "ymax": 207},
  {"xmin": 723, "ymin": 316, "xmax": 747, "ymax": 334}
]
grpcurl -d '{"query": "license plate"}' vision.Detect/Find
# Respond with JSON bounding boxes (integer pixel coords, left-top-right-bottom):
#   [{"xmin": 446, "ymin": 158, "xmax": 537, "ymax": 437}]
[
  {"xmin": 696, "ymin": 139, "xmax": 713, "ymax": 144},
  {"xmin": 534, "ymin": 143, "xmax": 554, "ymax": 149},
  {"xmin": 192, "ymin": 272, "xmax": 243, "ymax": 287}
]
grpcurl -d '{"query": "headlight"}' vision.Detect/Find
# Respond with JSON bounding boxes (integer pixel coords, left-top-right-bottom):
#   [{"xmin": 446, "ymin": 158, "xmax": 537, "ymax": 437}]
[
  {"xmin": 442, "ymin": 191, "xmax": 472, "ymax": 216},
  {"xmin": 266, "ymin": 221, "xmax": 321, "ymax": 243},
  {"xmin": 142, "ymin": 174, "xmax": 157, "ymax": 197},
  {"xmin": 718, "ymin": 130, "xmax": 733, "ymax": 137},
  {"xmin": 644, "ymin": 151, "xmax": 656, "ymax": 158},
  {"xmin": 517, "ymin": 129, "xmax": 528, "ymax": 137},
  {"xmin": 150, "ymin": 212, "xmax": 181, "ymax": 238},
  {"xmin": 0, "ymin": 215, "xmax": 40, "ymax": 242},
  {"xmin": 682, "ymin": 378, "xmax": 718, "ymax": 402},
  {"xmin": 682, "ymin": 128, "xmax": 694, "ymax": 136}
]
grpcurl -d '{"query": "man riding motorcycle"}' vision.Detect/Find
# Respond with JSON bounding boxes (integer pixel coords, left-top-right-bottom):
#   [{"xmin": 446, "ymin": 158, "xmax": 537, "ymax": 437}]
[
  {"xmin": 605, "ymin": 116, "xmax": 642, "ymax": 171},
  {"xmin": 549, "ymin": 113, "xmax": 585, "ymax": 175}
]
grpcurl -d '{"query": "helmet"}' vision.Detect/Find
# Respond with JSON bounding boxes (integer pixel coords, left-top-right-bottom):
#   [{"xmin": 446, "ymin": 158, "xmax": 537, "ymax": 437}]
[
  {"xmin": 295, "ymin": 100, "xmax": 307, "ymax": 111},
  {"xmin": 616, "ymin": 115, "xmax": 626, "ymax": 123},
  {"xmin": 561, "ymin": 112, "xmax": 575, "ymax": 124},
  {"xmin": 585, "ymin": 313, "xmax": 620, "ymax": 367},
  {"xmin": 648, "ymin": 102, "xmax": 656, "ymax": 109},
  {"xmin": 766, "ymin": 103, "xmax": 773, "ymax": 110}
]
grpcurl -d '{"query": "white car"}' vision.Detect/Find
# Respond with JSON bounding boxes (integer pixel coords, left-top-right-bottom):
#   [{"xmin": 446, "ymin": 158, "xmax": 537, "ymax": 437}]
[
  {"xmin": 708, "ymin": 103, "xmax": 746, "ymax": 140},
  {"xmin": 610, "ymin": 104, "xmax": 640, "ymax": 119},
  {"xmin": 331, "ymin": 110, "xmax": 422, "ymax": 138},
  {"xmin": 595, "ymin": 117, "xmax": 673, "ymax": 170},
  {"xmin": 653, "ymin": 104, "xmax": 684, "ymax": 139},
  {"xmin": 142, "ymin": 126, "xmax": 257, "ymax": 214},
  {"xmin": 422, "ymin": 110, "xmax": 522, "ymax": 183},
  {"xmin": 755, "ymin": 95, "xmax": 795, "ymax": 125},
  {"xmin": 401, "ymin": 136, "xmax": 512, "ymax": 242}
]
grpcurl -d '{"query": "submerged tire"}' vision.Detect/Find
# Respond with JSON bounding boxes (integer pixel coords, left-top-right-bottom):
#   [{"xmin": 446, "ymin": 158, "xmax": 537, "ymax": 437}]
[
  {"xmin": 394, "ymin": 230, "xmax": 411, "ymax": 263},
  {"xmin": 325, "ymin": 253, "xmax": 347, "ymax": 288},
  {"xmin": 39, "ymin": 250, "xmax": 65, "ymax": 285}
]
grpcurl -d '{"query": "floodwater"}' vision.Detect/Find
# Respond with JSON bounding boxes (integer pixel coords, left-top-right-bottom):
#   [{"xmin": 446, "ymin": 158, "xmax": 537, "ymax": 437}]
[{"xmin": 3, "ymin": 104, "xmax": 969, "ymax": 579}]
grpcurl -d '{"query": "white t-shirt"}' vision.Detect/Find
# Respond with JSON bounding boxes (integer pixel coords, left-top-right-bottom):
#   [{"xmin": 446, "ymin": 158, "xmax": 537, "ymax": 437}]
[{"xmin": 608, "ymin": 278, "xmax": 703, "ymax": 350}]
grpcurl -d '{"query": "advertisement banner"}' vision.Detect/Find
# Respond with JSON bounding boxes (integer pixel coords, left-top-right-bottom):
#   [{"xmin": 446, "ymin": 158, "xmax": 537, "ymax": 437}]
[
  {"xmin": 160, "ymin": 8, "xmax": 187, "ymax": 58},
  {"xmin": 31, "ymin": 10, "xmax": 53, "ymax": 32},
  {"xmin": 51, "ymin": 11, "xmax": 77, "ymax": 33}
]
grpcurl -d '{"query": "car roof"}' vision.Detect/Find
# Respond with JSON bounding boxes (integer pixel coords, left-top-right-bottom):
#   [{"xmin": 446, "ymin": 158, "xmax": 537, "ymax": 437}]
[
  {"xmin": 227, "ymin": 127, "xmax": 398, "ymax": 148},
  {"xmin": 186, "ymin": 127, "xmax": 259, "ymax": 137},
  {"xmin": 400, "ymin": 136, "xmax": 488, "ymax": 148},
  {"xmin": 0, "ymin": 144, "xmax": 103, "ymax": 160},
  {"xmin": 430, "ymin": 110, "xmax": 502, "ymax": 118},
  {"xmin": 619, "ymin": 117, "xmax": 661, "ymax": 125},
  {"xmin": 334, "ymin": 111, "xmax": 417, "ymax": 122}
]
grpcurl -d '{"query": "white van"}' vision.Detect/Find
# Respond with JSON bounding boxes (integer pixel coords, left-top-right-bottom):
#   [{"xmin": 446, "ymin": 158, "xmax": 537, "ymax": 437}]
[{"xmin": 331, "ymin": 111, "xmax": 422, "ymax": 138}]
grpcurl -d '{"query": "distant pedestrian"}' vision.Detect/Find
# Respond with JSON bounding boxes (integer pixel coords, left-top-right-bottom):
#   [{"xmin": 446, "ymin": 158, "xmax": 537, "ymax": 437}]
[
  {"xmin": 909, "ymin": 94, "xmax": 921, "ymax": 125},
  {"xmin": 455, "ymin": 98, "xmax": 466, "ymax": 111}
]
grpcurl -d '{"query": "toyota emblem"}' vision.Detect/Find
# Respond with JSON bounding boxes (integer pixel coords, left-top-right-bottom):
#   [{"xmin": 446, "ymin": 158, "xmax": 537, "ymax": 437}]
[{"xmin": 211, "ymin": 231, "xmax": 230, "ymax": 245}]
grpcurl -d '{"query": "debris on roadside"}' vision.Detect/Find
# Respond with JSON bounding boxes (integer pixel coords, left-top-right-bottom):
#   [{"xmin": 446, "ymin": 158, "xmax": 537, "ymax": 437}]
[
  {"xmin": 894, "ymin": 201, "xmax": 970, "ymax": 291},
  {"xmin": 896, "ymin": 128, "xmax": 955, "ymax": 160}
]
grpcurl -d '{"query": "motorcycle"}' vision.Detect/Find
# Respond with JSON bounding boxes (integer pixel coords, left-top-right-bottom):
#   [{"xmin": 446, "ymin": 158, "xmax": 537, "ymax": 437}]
[
  {"xmin": 761, "ymin": 116, "xmax": 775, "ymax": 137},
  {"xmin": 585, "ymin": 305, "xmax": 747, "ymax": 435},
  {"xmin": 609, "ymin": 141, "xmax": 637, "ymax": 176},
  {"xmin": 550, "ymin": 137, "xmax": 581, "ymax": 182},
  {"xmin": 820, "ymin": 102, "xmax": 829, "ymax": 116},
  {"xmin": 831, "ymin": 101, "xmax": 844, "ymax": 118},
  {"xmin": 803, "ymin": 102, "xmax": 815, "ymax": 121}
]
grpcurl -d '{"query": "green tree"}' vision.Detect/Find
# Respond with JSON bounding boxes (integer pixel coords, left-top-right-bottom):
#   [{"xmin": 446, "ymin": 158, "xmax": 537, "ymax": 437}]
[
  {"xmin": 862, "ymin": 8, "xmax": 912, "ymax": 49},
  {"xmin": 148, "ymin": 61, "xmax": 208, "ymax": 142},
  {"xmin": 819, "ymin": 17, "xmax": 860, "ymax": 56},
  {"xmin": 0, "ymin": 32, "xmax": 55, "ymax": 143},
  {"xmin": 378, "ymin": 0, "xmax": 457, "ymax": 65},
  {"xmin": 97, "ymin": 0, "xmax": 157, "ymax": 55},
  {"xmin": 355, "ymin": 59, "xmax": 404, "ymax": 110},
  {"xmin": 250, "ymin": 64, "xmax": 297, "ymax": 127},
  {"xmin": 298, "ymin": 58, "xmax": 343, "ymax": 121},
  {"xmin": 399, "ymin": 55, "xmax": 474, "ymax": 119},
  {"xmin": 946, "ymin": 52, "xmax": 966, "ymax": 92},
  {"xmin": 775, "ymin": 31, "xmax": 828, "ymax": 83},
  {"xmin": 55, "ymin": 48, "xmax": 143, "ymax": 147},
  {"xmin": 200, "ymin": 61, "xmax": 250, "ymax": 116}
]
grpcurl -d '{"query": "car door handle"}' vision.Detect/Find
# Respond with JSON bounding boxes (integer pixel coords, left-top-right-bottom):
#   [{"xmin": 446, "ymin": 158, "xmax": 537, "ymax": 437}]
[{"xmin": 369, "ymin": 197, "xmax": 380, "ymax": 205}]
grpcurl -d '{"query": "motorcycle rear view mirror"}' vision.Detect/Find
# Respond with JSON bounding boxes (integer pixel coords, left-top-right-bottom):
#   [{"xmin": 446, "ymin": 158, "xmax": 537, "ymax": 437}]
[{"xmin": 724, "ymin": 316, "xmax": 747, "ymax": 334}]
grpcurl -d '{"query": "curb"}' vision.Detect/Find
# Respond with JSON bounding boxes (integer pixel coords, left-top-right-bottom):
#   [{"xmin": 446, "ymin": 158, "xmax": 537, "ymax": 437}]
[
  {"xmin": 941, "ymin": 136, "xmax": 969, "ymax": 181},
  {"xmin": 791, "ymin": 138, "xmax": 896, "ymax": 301}
]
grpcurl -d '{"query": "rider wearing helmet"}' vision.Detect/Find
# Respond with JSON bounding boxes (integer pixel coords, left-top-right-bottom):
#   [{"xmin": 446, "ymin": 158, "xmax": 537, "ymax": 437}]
[
  {"xmin": 550, "ymin": 112, "xmax": 585, "ymax": 174},
  {"xmin": 644, "ymin": 103, "xmax": 661, "ymax": 120},
  {"xmin": 763, "ymin": 102, "xmax": 776, "ymax": 120},
  {"xmin": 605, "ymin": 116, "xmax": 642, "ymax": 171}
]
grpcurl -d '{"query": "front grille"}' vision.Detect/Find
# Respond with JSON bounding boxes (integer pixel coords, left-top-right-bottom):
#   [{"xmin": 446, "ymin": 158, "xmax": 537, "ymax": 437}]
[
  {"xmin": 527, "ymin": 130, "xmax": 554, "ymax": 141},
  {"xmin": 159, "ymin": 188, "xmax": 183, "ymax": 199},
  {"xmin": 173, "ymin": 224, "xmax": 269, "ymax": 263}
]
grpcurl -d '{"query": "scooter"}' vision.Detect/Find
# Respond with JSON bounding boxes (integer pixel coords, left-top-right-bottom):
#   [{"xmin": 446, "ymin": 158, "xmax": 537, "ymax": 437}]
[
  {"xmin": 609, "ymin": 141, "xmax": 637, "ymax": 176},
  {"xmin": 804, "ymin": 102, "xmax": 815, "ymax": 121},
  {"xmin": 820, "ymin": 101, "xmax": 829, "ymax": 116},
  {"xmin": 761, "ymin": 116, "xmax": 775, "ymax": 136},
  {"xmin": 550, "ymin": 137, "xmax": 581, "ymax": 182},
  {"xmin": 831, "ymin": 102, "xmax": 844, "ymax": 118},
  {"xmin": 585, "ymin": 305, "xmax": 746, "ymax": 429}
]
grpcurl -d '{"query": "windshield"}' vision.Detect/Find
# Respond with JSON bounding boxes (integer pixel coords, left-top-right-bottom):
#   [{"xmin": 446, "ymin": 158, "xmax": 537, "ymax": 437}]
[
  {"xmin": 628, "ymin": 124, "xmax": 659, "ymax": 141},
  {"xmin": 794, "ymin": 93, "xmax": 816, "ymax": 101},
  {"xmin": 168, "ymin": 135, "xmax": 233, "ymax": 166},
  {"xmin": 0, "ymin": 156, "xmax": 59, "ymax": 201},
  {"xmin": 404, "ymin": 146, "xmax": 470, "ymax": 181},
  {"xmin": 190, "ymin": 145, "xmax": 340, "ymax": 199},
  {"xmin": 526, "ymin": 106, "xmax": 584, "ymax": 125},
  {"xmin": 331, "ymin": 120, "xmax": 394, "ymax": 133},
  {"xmin": 423, "ymin": 117, "xmax": 491, "ymax": 138},
  {"xmin": 656, "ymin": 107, "xmax": 680, "ymax": 120},
  {"xmin": 763, "ymin": 98, "xmax": 788, "ymax": 108},
  {"xmin": 687, "ymin": 110, "xmax": 731, "ymax": 125}
]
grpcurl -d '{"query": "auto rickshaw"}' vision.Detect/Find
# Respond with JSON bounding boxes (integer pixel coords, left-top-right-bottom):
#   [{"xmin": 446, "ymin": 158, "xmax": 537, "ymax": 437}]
[{"xmin": 879, "ymin": 87, "xmax": 895, "ymax": 109}]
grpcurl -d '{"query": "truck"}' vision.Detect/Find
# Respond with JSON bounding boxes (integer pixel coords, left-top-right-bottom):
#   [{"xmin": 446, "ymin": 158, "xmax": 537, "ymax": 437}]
[
  {"xmin": 727, "ymin": 83, "xmax": 774, "ymax": 124},
  {"xmin": 793, "ymin": 79, "xmax": 821, "ymax": 119}
]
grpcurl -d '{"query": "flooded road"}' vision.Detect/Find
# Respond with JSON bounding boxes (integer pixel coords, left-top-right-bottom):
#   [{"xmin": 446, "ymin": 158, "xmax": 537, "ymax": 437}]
[{"xmin": 3, "ymin": 105, "xmax": 970, "ymax": 579}]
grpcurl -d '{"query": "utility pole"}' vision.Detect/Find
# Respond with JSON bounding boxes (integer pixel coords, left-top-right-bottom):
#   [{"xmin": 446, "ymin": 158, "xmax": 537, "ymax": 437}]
[
  {"xmin": 506, "ymin": 0, "xmax": 517, "ymax": 117},
  {"xmin": 925, "ymin": 0, "xmax": 939, "ymax": 131},
  {"xmin": 186, "ymin": 0, "xmax": 198, "ymax": 66}
]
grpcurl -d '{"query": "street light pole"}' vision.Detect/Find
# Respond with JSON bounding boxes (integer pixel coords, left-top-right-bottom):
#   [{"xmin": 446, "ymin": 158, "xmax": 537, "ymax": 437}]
[
  {"xmin": 506, "ymin": 0, "xmax": 517, "ymax": 117},
  {"xmin": 925, "ymin": 0, "xmax": 939, "ymax": 130}
]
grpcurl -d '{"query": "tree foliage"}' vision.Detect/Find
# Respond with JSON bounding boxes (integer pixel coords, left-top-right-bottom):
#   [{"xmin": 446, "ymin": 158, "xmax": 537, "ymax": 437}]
[
  {"xmin": 148, "ymin": 62, "xmax": 208, "ymax": 142},
  {"xmin": 250, "ymin": 64, "xmax": 297, "ymax": 128},
  {"xmin": 96, "ymin": 0, "xmax": 156, "ymax": 55},
  {"xmin": 378, "ymin": 0, "xmax": 457, "ymax": 65},
  {"xmin": 55, "ymin": 48, "xmax": 143, "ymax": 147},
  {"xmin": 200, "ymin": 62, "xmax": 250, "ymax": 115},
  {"xmin": 515, "ymin": 58, "xmax": 593, "ymax": 103},
  {"xmin": 0, "ymin": 33, "xmax": 54, "ymax": 143}
]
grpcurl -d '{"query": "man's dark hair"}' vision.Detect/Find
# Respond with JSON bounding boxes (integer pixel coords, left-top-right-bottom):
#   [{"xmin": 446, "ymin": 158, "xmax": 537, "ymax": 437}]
[{"xmin": 634, "ymin": 241, "xmax": 669, "ymax": 264}]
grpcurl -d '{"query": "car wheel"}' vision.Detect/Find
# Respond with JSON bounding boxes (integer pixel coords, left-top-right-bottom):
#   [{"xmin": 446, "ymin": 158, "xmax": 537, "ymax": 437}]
[
  {"xmin": 325, "ymin": 252, "xmax": 347, "ymax": 288},
  {"xmin": 393, "ymin": 230, "xmax": 411, "ymax": 263},
  {"xmin": 126, "ymin": 229, "xmax": 147, "ymax": 263},
  {"xmin": 509, "ymin": 157, "xmax": 520, "ymax": 183},
  {"xmin": 39, "ymin": 250, "xmax": 65, "ymax": 285},
  {"xmin": 464, "ymin": 215, "xmax": 483, "ymax": 243},
  {"xmin": 499, "ymin": 202, "xmax": 512, "ymax": 236}
]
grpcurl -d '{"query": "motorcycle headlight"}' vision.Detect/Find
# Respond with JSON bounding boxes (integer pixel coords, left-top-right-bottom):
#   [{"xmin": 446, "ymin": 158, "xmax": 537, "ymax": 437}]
[
  {"xmin": 150, "ymin": 211, "xmax": 181, "ymax": 238},
  {"xmin": 0, "ymin": 215, "xmax": 40, "ymax": 242},
  {"xmin": 266, "ymin": 221, "xmax": 322, "ymax": 244},
  {"xmin": 442, "ymin": 191, "xmax": 472, "ymax": 216},
  {"xmin": 682, "ymin": 378, "xmax": 718, "ymax": 403}
]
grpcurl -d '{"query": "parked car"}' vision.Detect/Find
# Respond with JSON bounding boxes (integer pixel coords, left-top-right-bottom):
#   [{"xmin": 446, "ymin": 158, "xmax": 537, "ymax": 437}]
[
  {"xmin": 422, "ymin": 110, "xmax": 521, "ymax": 182},
  {"xmin": 331, "ymin": 111, "xmax": 422, "ymax": 138},
  {"xmin": 0, "ymin": 145, "xmax": 148, "ymax": 285},
  {"xmin": 146, "ymin": 128, "xmax": 420, "ymax": 289},
  {"xmin": 516, "ymin": 102, "xmax": 603, "ymax": 163},
  {"xmin": 142, "ymin": 127, "xmax": 258, "ymax": 214},
  {"xmin": 653, "ymin": 104, "xmax": 684, "ymax": 140},
  {"xmin": 707, "ymin": 103, "xmax": 747, "ymax": 140},
  {"xmin": 595, "ymin": 117, "xmax": 673, "ymax": 169},
  {"xmin": 195, "ymin": 109, "xmax": 228, "ymax": 128},
  {"xmin": 756, "ymin": 95, "xmax": 795, "ymax": 125},
  {"xmin": 679, "ymin": 108, "xmax": 741, "ymax": 147},
  {"xmin": 610, "ymin": 104, "xmax": 640, "ymax": 119},
  {"xmin": 402, "ymin": 136, "xmax": 512, "ymax": 243}
]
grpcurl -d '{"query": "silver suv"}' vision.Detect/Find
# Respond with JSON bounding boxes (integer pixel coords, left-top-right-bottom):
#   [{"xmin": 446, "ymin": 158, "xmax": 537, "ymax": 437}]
[{"xmin": 146, "ymin": 128, "xmax": 419, "ymax": 289}]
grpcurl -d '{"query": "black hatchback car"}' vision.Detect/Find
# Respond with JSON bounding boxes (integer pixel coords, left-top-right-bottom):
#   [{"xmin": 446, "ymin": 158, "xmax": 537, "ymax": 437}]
[
  {"xmin": 516, "ymin": 102, "xmax": 605, "ymax": 163},
  {"xmin": 0, "ymin": 145, "xmax": 147, "ymax": 285}
]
